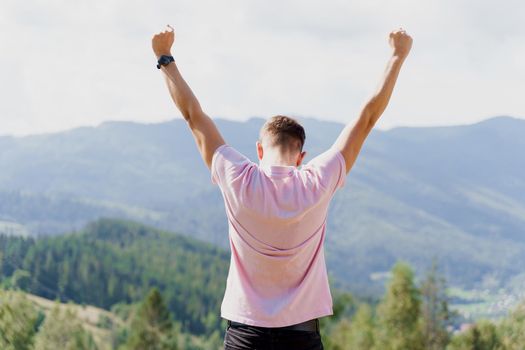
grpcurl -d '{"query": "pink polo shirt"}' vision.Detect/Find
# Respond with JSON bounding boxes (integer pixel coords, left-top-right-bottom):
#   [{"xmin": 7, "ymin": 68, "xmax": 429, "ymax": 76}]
[{"xmin": 211, "ymin": 144, "xmax": 346, "ymax": 327}]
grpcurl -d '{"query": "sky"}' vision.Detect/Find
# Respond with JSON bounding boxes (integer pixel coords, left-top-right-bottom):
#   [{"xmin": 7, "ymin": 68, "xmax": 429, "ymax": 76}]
[{"xmin": 1, "ymin": 0, "xmax": 524, "ymax": 136}]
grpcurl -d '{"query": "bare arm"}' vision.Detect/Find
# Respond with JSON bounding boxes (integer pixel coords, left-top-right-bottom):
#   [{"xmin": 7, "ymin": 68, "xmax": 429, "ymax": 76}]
[
  {"xmin": 152, "ymin": 25, "xmax": 225, "ymax": 169},
  {"xmin": 332, "ymin": 29, "xmax": 413, "ymax": 173}
]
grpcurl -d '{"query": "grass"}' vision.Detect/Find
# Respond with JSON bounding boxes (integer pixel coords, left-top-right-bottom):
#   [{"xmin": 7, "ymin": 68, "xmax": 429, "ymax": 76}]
[{"xmin": 26, "ymin": 293, "xmax": 122, "ymax": 350}]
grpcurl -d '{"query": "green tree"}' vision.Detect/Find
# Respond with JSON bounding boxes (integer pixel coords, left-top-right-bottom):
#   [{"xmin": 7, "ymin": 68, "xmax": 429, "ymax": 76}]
[
  {"xmin": 123, "ymin": 288, "xmax": 178, "ymax": 350},
  {"xmin": 421, "ymin": 260, "xmax": 453, "ymax": 350},
  {"xmin": 348, "ymin": 303, "xmax": 375, "ymax": 350},
  {"xmin": 498, "ymin": 302, "xmax": 525, "ymax": 350},
  {"xmin": 2, "ymin": 219, "xmax": 230, "ymax": 335},
  {"xmin": 202, "ymin": 329, "xmax": 223, "ymax": 350},
  {"xmin": 447, "ymin": 320, "xmax": 500, "ymax": 350},
  {"xmin": 33, "ymin": 304, "xmax": 98, "ymax": 350},
  {"xmin": 0, "ymin": 291, "xmax": 39, "ymax": 350},
  {"xmin": 375, "ymin": 262, "xmax": 424, "ymax": 350},
  {"xmin": 330, "ymin": 303, "xmax": 375, "ymax": 350},
  {"xmin": 11, "ymin": 269, "xmax": 32, "ymax": 290},
  {"xmin": 329, "ymin": 318, "xmax": 352, "ymax": 350}
]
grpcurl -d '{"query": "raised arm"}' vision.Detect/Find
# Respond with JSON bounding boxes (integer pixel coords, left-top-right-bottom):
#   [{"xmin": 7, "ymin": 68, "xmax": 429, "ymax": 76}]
[
  {"xmin": 332, "ymin": 28, "xmax": 413, "ymax": 173},
  {"xmin": 152, "ymin": 25, "xmax": 225, "ymax": 169}
]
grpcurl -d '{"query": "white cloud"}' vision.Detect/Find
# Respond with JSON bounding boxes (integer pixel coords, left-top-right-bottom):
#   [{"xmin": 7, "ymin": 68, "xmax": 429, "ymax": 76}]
[{"xmin": 0, "ymin": 0, "xmax": 523, "ymax": 136}]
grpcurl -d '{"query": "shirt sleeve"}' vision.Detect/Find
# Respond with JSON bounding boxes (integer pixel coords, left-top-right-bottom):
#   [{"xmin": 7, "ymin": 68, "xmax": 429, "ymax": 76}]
[
  {"xmin": 211, "ymin": 144, "xmax": 254, "ymax": 187},
  {"xmin": 303, "ymin": 149, "xmax": 347, "ymax": 195}
]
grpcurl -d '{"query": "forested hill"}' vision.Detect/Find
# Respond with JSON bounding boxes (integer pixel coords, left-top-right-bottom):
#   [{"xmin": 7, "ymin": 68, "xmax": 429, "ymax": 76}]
[
  {"xmin": 1, "ymin": 116, "xmax": 525, "ymax": 294},
  {"xmin": 0, "ymin": 218, "xmax": 230, "ymax": 335}
]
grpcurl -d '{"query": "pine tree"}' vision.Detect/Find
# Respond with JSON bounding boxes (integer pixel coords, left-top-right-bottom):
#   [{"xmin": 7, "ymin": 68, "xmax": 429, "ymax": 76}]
[
  {"xmin": 375, "ymin": 262, "xmax": 424, "ymax": 350},
  {"xmin": 0, "ymin": 291, "xmax": 39, "ymax": 350},
  {"xmin": 421, "ymin": 260, "xmax": 453, "ymax": 350},
  {"xmin": 348, "ymin": 303, "xmax": 375, "ymax": 350},
  {"xmin": 123, "ymin": 288, "xmax": 178, "ymax": 350}
]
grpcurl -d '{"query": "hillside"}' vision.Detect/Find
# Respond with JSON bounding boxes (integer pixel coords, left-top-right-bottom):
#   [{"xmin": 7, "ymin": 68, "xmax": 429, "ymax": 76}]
[
  {"xmin": 0, "ymin": 116, "xmax": 524, "ymax": 294},
  {"xmin": 2, "ymin": 232, "xmax": 524, "ymax": 349},
  {"xmin": 1, "ymin": 289, "xmax": 226, "ymax": 350},
  {"xmin": 0, "ymin": 219, "xmax": 230, "ymax": 335},
  {"xmin": 25, "ymin": 292, "xmax": 121, "ymax": 349}
]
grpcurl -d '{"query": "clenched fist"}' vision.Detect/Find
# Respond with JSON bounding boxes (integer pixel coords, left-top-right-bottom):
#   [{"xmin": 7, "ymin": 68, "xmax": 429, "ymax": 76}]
[
  {"xmin": 152, "ymin": 25, "xmax": 175, "ymax": 58},
  {"xmin": 389, "ymin": 28, "xmax": 412, "ymax": 59}
]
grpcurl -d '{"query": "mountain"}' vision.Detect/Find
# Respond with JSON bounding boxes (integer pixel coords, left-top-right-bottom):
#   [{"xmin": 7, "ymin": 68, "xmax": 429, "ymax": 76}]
[{"xmin": 1, "ymin": 116, "xmax": 524, "ymax": 293}]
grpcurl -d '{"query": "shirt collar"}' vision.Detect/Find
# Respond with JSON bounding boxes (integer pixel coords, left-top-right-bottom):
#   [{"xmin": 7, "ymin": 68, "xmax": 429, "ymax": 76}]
[{"xmin": 260, "ymin": 164, "xmax": 297, "ymax": 178}]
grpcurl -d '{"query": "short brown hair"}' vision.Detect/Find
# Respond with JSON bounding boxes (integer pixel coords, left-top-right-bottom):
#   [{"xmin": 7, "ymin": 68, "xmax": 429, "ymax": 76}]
[{"xmin": 259, "ymin": 115, "xmax": 306, "ymax": 153}]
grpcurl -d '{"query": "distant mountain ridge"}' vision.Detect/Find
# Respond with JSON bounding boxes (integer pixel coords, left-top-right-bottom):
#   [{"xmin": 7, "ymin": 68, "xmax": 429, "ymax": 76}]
[{"xmin": 1, "ymin": 115, "xmax": 524, "ymax": 294}]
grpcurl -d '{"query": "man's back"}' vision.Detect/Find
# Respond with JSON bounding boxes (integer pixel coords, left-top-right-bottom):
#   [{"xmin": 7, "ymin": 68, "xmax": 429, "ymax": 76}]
[{"xmin": 211, "ymin": 144, "xmax": 346, "ymax": 327}]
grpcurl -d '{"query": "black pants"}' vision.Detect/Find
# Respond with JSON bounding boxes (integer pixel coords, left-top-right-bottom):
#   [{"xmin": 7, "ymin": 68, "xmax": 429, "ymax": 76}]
[{"xmin": 223, "ymin": 319, "xmax": 324, "ymax": 350}]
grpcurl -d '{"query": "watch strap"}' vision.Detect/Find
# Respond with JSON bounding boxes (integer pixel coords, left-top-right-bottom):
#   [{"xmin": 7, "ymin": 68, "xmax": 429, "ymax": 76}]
[{"xmin": 156, "ymin": 55, "xmax": 175, "ymax": 69}]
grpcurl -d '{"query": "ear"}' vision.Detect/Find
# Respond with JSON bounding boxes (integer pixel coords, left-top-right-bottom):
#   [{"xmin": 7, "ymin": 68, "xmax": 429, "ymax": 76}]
[
  {"xmin": 296, "ymin": 151, "xmax": 306, "ymax": 167},
  {"xmin": 256, "ymin": 141, "xmax": 264, "ymax": 161}
]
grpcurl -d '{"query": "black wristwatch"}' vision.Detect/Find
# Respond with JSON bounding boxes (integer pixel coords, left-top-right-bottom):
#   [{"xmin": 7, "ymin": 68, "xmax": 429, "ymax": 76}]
[{"xmin": 156, "ymin": 55, "xmax": 174, "ymax": 69}]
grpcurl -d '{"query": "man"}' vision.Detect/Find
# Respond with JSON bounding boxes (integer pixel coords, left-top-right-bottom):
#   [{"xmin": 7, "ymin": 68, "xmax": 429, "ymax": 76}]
[{"xmin": 152, "ymin": 25, "xmax": 412, "ymax": 350}]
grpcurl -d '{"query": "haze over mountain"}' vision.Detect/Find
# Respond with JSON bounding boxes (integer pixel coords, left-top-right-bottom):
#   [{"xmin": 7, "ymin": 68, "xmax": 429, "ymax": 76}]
[{"xmin": 1, "ymin": 116, "xmax": 524, "ymax": 294}]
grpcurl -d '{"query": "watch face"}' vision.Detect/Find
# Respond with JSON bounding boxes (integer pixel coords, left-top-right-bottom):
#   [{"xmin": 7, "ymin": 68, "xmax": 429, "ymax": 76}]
[{"xmin": 157, "ymin": 55, "xmax": 173, "ymax": 69}]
